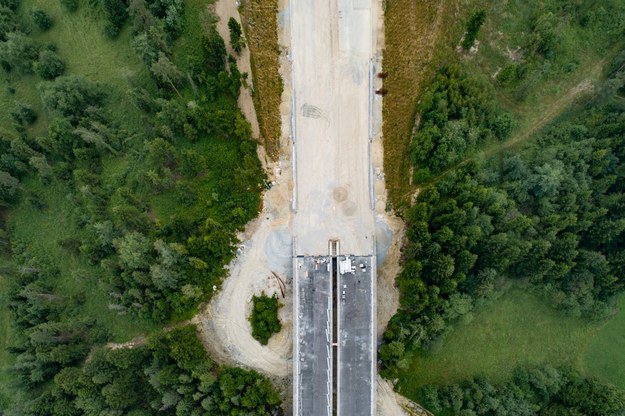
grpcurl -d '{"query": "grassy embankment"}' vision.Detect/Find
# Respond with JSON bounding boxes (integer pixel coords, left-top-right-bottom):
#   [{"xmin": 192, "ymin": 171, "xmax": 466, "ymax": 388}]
[
  {"xmin": 240, "ymin": 0, "xmax": 282, "ymax": 160},
  {"xmin": 382, "ymin": 0, "xmax": 457, "ymax": 209}
]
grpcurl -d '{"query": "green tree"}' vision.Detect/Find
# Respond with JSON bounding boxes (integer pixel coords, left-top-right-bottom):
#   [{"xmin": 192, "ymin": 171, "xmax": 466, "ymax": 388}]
[
  {"xmin": 202, "ymin": 29, "xmax": 226, "ymax": 74},
  {"xmin": 112, "ymin": 232, "xmax": 153, "ymax": 270},
  {"xmin": 462, "ymin": 10, "xmax": 486, "ymax": 49},
  {"xmin": 0, "ymin": 5, "xmax": 18, "ymax": 41},
  {"xmin": 205, "ymin": 367, "xmax": 281, "ymax": 415},
  {"xmin": 39, "ymin": 76, "xmax": 106, "ymax": 122},
  {"xmin": 28, "ymin": 155, "xmax": 53, "ymax": 182},
  {"xmin": 34, "ymin": 50, "xmax": 65, "ymax": 79},
  {"xmin": 150, "ymin": 52, "xmax": 184, "ymax": 97},
  {"xmin": 99, "ymin": 0, "xmax": 128, "ymax": 38},
  {"xmin": 31, "ymin": 10, "xmax": 53, "ymax": 31},
  {"xmin": 145, "ymin": 137, "xmax": 177, "ymax": 169},
  {"xmin": 179, "ymin": 148, "xmax": 206, "ymax": 177},
  {"xmin": 249, "ymin": 292, "xmax": 282, "ymax": 345},
  {"xmin": 0, "ymin": 170, "xmax": 20, "ymax": 205},
  {"xmin": 228, "ymin": 17, "xmax": 245, "ymax": 54},
  {"xmin": 0, "ymin": 31, "xmax": 39, "ymax": 74},
  {"xmin": 12, "ymin": 102, "xmax": 37, "ymax": 125},
  {"xmin": 59, "ymin": 0, "xmax": 79, "ymax": 13}
]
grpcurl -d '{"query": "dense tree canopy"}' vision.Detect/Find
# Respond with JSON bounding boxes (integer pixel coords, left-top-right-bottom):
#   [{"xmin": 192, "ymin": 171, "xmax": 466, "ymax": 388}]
[
  {"xmin": 0, "ymin": 1, "xmax": 268, "ymax": 413},
  {"xmin": 411, "ymin": 65, "xmax": 513, "ymax": 179},
  {"xmin": 382, "ymin": 51, "xmax": 625, "ymax": 376},
  {"xmin": 419, "ymin": 366, "xmax": 625, "ymax": 415},
  {"xmin": 10, "ymin": 326, "xmax": 282, "ymax": 416}
]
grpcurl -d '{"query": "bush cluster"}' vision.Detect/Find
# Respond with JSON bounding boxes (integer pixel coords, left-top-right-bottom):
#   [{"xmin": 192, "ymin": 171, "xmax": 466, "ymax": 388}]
[{"xmin": 249, "ymin": 292, "xmax": 282, "ymax": 345}]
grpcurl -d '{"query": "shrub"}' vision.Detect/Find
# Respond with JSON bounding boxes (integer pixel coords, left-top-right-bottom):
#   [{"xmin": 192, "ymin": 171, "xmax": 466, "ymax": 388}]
[
  {"xmin": 12, "ymin": 102, "xmax": 37, "ymax": 125},
  {"xmin": 0, "ymin": 0, "xmax": 18, "ymax": 11},
  {"xmin": 59, "ymin": 0, "xmax": 79, "ymax": 13},
  {"xmin": 228, "ymin": 17, "xmax": 245, "ymax": 54},
  {"xmin": 0, "ymin": 5, "xmax": 18, "ymax": 42},
  {"xmin": 0, "ymin": 170, "xmax": 20, "ymax": 205},
  {"xmin": 101, "ymin": 0, "xmax": 128, "ymax": 25},
  {"xmin": 249, "ymin": 292, "xmax": 282, "ymax": 345},
  {"xmin": 39, "ymin": 75, "xmax": 106, "ymax": 122},
  {"xmin": 202, "ymin": 29, "xmax": 226, "ymax": 74},
  {"xmin": 462, "ymin": 10, "xmax": 486, "ymax": 50},
  {"xmin": 0, "ymin": 31, "xmax": 40, "ymax": 74},
  {"xmin": 100, "ymin": 0, "xmax": 128, "ymax": 38},
  {"xmin": 31, "ymin": 10, "xmax": 53, "ymax": 31},
  {"xmin": 34, "ymin": 49, "xmax": 65, "ymax": 79}
]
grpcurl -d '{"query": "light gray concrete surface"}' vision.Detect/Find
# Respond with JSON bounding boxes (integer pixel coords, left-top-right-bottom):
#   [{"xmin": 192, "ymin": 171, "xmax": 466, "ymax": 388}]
[{"xmin": 290, "ymin": 0, "xmax": 376, "ymax": 256}]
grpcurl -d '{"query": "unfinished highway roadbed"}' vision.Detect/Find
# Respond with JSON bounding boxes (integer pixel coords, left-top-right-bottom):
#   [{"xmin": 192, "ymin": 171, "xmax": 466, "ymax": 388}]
[
  {"xmin": 290, "ymin": 0, "xmax": 376, "ymax": 255},
  {"xmin": 289, "ymin": 0, "xmax": 380, "ymax": 415}
]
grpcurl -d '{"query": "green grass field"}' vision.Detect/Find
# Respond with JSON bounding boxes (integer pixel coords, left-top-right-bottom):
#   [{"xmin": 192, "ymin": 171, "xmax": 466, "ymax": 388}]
[
  {"xmin": 0, "ymin": 0, "xmax": 148, "ymax": 137},
  {"xmin": 582, "ymin": 295, "xmax": 625, "ymax": 390},
  {"xmin": 396, "ymin": 287, "xmax": 625, "ymax": 400}
]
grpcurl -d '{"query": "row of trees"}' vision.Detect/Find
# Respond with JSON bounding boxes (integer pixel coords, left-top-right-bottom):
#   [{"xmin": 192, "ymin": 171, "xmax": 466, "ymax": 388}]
[
  {"xmin": 381, "ymin": 49, "xmax": 625, "ymax": 376},
  {"xmin": 9, "ymin": 325, "xmax": 282, "ymax": 416},
  {"xmin": 419, "ymin": 366, "xmax": 625, "ymax": 415}
]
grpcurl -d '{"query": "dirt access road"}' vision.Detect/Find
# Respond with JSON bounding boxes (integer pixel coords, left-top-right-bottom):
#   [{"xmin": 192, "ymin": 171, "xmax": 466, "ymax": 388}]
[{"xmin": 196, "ymin": 0, "xmax": 293, "ymax": 379}]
